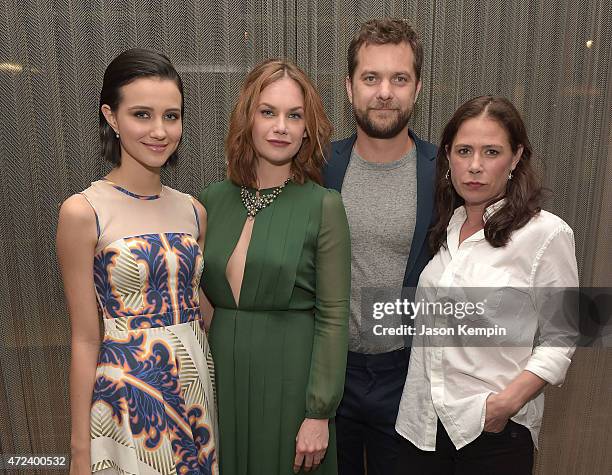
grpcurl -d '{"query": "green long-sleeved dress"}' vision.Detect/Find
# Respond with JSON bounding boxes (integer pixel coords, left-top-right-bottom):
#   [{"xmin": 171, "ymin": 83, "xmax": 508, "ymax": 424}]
[{"xmin": 199, "ymin": 179, "xmax": 350, "ymax": 474}]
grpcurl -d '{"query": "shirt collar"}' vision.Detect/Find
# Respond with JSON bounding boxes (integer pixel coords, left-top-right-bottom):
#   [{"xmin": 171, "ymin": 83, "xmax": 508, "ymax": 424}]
[
  {"xmin": 449, "ymin": 198, "xmax": 507, "ymax": 226},
  {"xmin": 483, "ymin": 198, "xmax": 507, "ymax": 224},
  {"xmin": 449, "ymin": 206, "xmax": 467, "ymax": 228},
  {"xmin": 447, "ymin": 198, "xmax": 506, "ymax": 246}
]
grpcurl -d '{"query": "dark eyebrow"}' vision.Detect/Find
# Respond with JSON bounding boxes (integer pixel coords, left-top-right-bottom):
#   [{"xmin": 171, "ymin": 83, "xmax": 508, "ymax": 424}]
[
  {"xmin": 454, "ymin": 143, "xmax": 504, "ymax": 148},
  {"xmin": 259, "ymin": 102, "xmax": 304, "ymax": 112},
  {"xmin": 361, "ymin": 70, "xmax": 413, "ymax": 77},
  {"xmin": 127, "ymin": 105, "xmax": 181, "ymax": 113}
]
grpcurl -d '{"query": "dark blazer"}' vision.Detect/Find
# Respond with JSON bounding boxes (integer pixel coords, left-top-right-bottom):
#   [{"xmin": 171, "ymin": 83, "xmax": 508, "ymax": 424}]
[{"xmin": 323, "ymin": 129, "xmax": 438, "ymax": 289}]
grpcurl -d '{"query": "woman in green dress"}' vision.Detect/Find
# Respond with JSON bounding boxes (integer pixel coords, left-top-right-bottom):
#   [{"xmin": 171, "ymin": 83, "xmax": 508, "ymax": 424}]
[{"xmin": 199, "ymin": 59, "xmax": 350, "ymax": 474}]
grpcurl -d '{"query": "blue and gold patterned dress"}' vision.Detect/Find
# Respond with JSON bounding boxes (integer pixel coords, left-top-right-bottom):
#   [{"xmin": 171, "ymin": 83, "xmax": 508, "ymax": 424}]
[{"xmin": 80, "ymin": 179, "xmax": 218, "ymax": 475}]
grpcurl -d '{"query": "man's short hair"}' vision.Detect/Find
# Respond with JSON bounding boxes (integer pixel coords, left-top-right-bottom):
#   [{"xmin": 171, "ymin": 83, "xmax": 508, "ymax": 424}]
[{"xmin": 347, "ymin": 18, "xmax": 423, "ymax": 82}]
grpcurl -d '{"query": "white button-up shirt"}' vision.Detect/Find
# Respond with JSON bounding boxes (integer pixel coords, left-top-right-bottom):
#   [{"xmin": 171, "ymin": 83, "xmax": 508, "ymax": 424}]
[{"xmin": 395, "ymin": 203, "xmax": 578, "ymax": 450}]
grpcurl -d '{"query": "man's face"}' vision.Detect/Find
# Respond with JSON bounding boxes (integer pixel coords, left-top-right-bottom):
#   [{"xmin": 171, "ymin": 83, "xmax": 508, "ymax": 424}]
[{"xmin": 347, "ymin": 42, "xmax": 422, "ymax": 139}]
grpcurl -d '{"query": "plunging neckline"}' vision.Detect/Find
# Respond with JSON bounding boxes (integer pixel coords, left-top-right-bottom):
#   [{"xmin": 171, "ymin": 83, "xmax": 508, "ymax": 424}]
[
  {"xmin": 223, "ymin": 180, "xmax": 298, "ymax": 308},
  {"xmin": 225, "ymin": 216, "xmax": 255, "ymax": 307}
]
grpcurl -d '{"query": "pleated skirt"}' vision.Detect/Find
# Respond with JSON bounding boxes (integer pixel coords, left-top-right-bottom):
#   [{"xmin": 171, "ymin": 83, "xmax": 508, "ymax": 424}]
[{"xmin": 209, "ymin": 307, "xmax": 337, "ymax": 475}]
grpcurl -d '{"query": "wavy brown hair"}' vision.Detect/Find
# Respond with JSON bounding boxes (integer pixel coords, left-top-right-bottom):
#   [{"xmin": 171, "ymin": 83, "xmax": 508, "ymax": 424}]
[
  {"xmin": 226, "ymin": 59, "xmax": 332, "ymax": 188},
  {"xmin": 430, "ymin": 96, "xmax": 543, "ymax": 254}
]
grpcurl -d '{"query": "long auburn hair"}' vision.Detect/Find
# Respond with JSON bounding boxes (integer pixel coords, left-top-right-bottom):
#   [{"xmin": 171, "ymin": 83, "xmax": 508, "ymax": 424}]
[
  {"xmin": 429, "ymin": 96, "xmax": 543, "ymax": 254},
  {"xmin": 226, "ymin": 59, "xmax": 332, "ymax": 187}
]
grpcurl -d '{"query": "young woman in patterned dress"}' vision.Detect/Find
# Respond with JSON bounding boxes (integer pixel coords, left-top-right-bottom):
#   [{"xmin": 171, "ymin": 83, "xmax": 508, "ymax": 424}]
[{"xmin": 57, "ymin": 49, "xmax": 218, "ymax": 475}]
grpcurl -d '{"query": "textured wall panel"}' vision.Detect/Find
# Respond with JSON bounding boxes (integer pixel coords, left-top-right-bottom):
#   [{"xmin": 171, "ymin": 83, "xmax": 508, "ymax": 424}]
[{"xmin": 0, "ymin": 1, "xmax": 610, "ymax": 474}]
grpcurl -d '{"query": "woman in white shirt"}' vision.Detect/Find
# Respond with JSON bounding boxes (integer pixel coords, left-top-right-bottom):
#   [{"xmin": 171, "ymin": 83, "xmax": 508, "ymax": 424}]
[{"xmin": 394, "ymin": 96, "xmax": 578, "ymax": 474}]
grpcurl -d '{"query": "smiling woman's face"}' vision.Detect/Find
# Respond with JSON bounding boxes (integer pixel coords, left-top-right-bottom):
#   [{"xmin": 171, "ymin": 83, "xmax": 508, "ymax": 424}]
[
  {"xmin": 251, "ymin": 75, "xmax": 306, "ymax": 168},
  {"xmin": 447, "ymin": 114, "xmax": 523, "ymax": 210},
  {"xmin": 102, "ymin": 76, "xmax": 183, "ymax": 170}
]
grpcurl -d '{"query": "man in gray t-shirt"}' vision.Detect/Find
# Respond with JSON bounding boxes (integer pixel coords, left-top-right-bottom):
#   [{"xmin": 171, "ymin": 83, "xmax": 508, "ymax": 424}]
[{"xmin": 324, "ymin": 19, "xmax": 437, "ymax": 475}]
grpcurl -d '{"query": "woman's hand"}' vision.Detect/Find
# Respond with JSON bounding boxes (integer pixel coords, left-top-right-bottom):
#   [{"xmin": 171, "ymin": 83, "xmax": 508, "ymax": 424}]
[
  {"xmin": 293, "ymin": 418, "xmax": 329, "ymax": 473},
  {"xmin": 484, "ymin": 371, "xmax": 548, "ymax": 433},
  {"xmin": 484, "ymin": 392, "xmax": 520, "ymax": 433}
]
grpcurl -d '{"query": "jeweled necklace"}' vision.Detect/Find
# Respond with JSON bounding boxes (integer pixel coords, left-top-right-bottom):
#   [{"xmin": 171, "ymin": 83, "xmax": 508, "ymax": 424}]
[{"xmin": 241, "ymin": 177, "xmax": 292, "ymax": 219}]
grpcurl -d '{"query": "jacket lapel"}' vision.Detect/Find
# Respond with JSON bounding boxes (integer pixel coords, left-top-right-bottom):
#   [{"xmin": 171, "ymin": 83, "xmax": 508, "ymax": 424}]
[
  {"xmin": 324, "ymin": 135, "xmax": 356, "ymax": 192},
  {"xmin": 403, "ymin": 131, "xmax": 437, "ymax": 287}
]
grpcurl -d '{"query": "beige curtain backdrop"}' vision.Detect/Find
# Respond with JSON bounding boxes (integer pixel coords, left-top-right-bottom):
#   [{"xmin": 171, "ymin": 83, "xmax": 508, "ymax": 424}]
[{"xmin": 0, "ymin": 1, "xmax": 610, "ymax": 473}]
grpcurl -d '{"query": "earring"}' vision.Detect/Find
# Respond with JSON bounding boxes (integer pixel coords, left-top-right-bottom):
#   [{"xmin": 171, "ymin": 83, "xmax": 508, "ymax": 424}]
[
  {"xmin": 115, "ymin": 132, "xmax": 120, "ymax": 139},
  {"xmin": 508, "ymin": 170, "xmax": 513, "ymax": 180},
  {"xmin": 445, "ymin": 169, "xmax": 450, "ymax": 180}
]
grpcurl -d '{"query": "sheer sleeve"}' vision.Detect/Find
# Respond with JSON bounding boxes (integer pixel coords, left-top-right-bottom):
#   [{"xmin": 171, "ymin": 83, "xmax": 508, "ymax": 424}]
[{"xmin": 305, "ymin": 190, "xmax": 351, "ymax": 419}]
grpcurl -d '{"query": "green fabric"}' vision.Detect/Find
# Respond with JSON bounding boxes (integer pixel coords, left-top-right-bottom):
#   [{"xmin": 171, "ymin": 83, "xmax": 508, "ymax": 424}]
[{"xmin": 199, "ymin": 179, "xmax": 350, "ymax": 475}]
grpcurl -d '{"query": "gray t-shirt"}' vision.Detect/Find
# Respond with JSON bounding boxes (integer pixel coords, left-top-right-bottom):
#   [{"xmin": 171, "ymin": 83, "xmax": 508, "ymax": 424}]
[{"xmin": 341, "ymin": 147, "xmax": 417, "ymax": 354}]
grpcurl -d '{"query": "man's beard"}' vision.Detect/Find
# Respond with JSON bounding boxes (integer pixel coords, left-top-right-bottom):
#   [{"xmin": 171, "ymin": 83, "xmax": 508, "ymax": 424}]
[{"xmin": 353, "ymin": 104, "xmax": 413, "ymax": 139}]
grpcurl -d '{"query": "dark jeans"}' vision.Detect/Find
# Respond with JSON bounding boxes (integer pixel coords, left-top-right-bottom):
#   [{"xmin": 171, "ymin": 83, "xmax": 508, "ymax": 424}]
[
  {"xmin": 395, "ymin": 419, "xmax": 534, "ymax": 475},
  {"xmin": 336, "ymin": 348, "xmax": 409, "ymax": 475}
]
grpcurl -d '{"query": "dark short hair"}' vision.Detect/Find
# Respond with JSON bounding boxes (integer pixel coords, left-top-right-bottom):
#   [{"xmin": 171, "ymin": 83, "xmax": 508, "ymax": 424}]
[
  {"xmin": 99, "ymin": 48, "xmax": 183, "ymax": 166},
  {"xmin": 430, "ymin": 96, "xmax": 543, "ymax": 253},
  {"xmin": 347, "ymin": 18, "xmax": 423, "ymax": 82}
]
